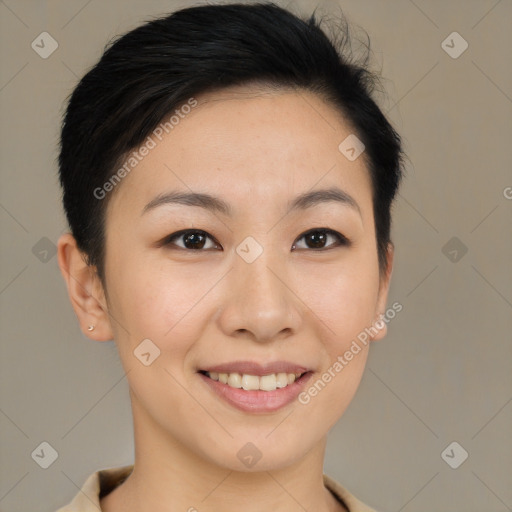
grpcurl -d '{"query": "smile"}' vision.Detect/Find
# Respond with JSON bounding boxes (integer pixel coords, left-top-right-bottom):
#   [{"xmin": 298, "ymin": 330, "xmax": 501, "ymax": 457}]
[
  {"xmin": 198, "ymin": 370, "xmax": 313, "ymax": 413},
  {"xmin": 200, "ymin": 370, "xmax": 307, "ymax": 391}
]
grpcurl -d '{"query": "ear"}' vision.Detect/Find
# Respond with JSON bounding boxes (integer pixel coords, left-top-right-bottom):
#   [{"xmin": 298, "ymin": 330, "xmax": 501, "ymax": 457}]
[
  {"xmin": 57, "ymin": 232, "xmax": 113, "ymax": 341},
  {"xmin": 371, "ymin": 242, "xmax": 395, "ymax": 342}
]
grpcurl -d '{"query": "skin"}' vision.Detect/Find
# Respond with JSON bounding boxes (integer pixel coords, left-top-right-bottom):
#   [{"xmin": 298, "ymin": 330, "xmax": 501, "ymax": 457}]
[{"xmin": 58, "ymin": 85, "xmax": 393, "ymax": 512}]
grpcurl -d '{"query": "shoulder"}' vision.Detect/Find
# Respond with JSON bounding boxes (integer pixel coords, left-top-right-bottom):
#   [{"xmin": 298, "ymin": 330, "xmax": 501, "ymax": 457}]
[
  {"xmin": 55, "ymin": 465, "xmax": 133, "ymax": 512},
  {"xmin": 56, "ymin": 466, "xmax": 377, "ymax": 512},
  {"xmin": 323, "ymin": 473, "xmax": 379, "ymax": 512}
]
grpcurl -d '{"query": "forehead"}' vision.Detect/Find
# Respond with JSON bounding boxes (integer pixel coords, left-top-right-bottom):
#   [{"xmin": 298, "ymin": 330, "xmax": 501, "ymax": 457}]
[{"xmin": 107, "ymin": 85, "xmax": 372, "ymax": 219}]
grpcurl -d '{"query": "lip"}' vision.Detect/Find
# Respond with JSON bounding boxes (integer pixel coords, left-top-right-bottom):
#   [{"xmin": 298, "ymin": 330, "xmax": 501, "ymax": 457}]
[
  {"xmin": 199, "ymin": 360, "xmax": 311, "ymax": 376},
  {"xmin": 198, "ymin": 370, "xmax": 313, "ymax": 413}
]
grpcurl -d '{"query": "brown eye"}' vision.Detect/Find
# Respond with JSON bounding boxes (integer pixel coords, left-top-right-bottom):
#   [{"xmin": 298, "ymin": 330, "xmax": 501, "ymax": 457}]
[
  {"xmin": 292, "ymin": 229, "xmax": 350, "ymax": 251},
  {"xmin": 164, "ymin": 230, "xmax": 220, "ymax": 250}
]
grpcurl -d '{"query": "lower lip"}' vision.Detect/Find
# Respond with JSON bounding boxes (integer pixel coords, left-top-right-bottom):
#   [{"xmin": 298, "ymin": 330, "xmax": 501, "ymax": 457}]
[{"xmin": 198, "ymin": 372, "xmax": 313, "ymax": 413}]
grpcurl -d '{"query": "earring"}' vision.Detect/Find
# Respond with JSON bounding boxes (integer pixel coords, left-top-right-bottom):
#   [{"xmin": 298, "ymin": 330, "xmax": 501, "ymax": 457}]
[{"xmin": 87, "ymin": 325, "xmax": 95, "ymax": 331}]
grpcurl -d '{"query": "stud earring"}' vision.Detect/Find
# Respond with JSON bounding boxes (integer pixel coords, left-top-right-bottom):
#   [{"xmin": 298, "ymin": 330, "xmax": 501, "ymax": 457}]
[{"xmin": 87, "ymin": 325, "xmax": 95, "ymax": 331}]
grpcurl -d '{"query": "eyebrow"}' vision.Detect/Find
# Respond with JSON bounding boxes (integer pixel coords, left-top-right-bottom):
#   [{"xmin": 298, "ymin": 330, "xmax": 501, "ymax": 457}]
[{"xmin": 142, "ymin": 186, "xmax": 361, "ymax": 217}]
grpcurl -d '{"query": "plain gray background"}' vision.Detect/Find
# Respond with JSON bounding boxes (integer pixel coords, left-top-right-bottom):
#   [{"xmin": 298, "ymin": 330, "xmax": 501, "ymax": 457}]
[{"xmin": 1, "ymin": 0, "xmax": 511, "ymax": 511}]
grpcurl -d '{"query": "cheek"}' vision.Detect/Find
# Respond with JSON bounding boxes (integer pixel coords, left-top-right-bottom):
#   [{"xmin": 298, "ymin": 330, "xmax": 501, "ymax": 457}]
[
  {"xmin": 107, "ymin": 253, "xmax": 221, "ymax": 359},
  {"xmin": 296, "ymin": 254, "xmax": 380, "ymax": 349},
  {"xmin": 328, "ymin": 273, "xmax": 378, "ymax": 348},
  {"xmin": 298, "ymin": 347, "xmax": 369, "ymax": 439},
  {"xmin": 295, "ymin": 264, "xmax": 376, "ymax": 431},
  {"xmin": 105, "ymin": 258, "xmax": 213, "ymax": 413},
  {"xmin": 289, "ymin": 253, "xmax": 378, "ymax": 425}
]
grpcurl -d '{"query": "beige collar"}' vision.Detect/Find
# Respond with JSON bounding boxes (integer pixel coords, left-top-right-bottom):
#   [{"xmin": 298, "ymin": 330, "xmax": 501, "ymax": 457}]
[{"xmin": 56, "ymin": 464, "xmax": 377, "ymax": 512}]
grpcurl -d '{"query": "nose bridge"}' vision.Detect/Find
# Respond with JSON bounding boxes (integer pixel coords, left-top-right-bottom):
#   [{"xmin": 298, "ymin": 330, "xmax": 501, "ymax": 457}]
[
  {"xmin": 218, "ymin": 242, "xmax": 301, "ymax": 342},
  {"xmin": 239, "ymin": 248, "xmax": 284, "ymax": 302}
]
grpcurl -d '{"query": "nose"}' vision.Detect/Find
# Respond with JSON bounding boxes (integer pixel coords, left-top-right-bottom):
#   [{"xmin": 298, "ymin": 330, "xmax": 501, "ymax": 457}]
[{"xmin": 216, "ymin": 251, "xmax": 303, "ymax": 343}]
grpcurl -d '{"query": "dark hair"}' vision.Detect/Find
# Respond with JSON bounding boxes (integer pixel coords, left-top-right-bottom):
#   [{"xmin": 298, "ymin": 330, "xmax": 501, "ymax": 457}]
[{"xmin": 58, "ymin": 1, "xmax": 404, "ymax": 284}]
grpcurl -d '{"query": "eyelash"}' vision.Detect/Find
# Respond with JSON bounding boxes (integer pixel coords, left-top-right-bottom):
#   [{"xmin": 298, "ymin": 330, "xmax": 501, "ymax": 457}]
[{"xmin": 162, "ymin": 228, "xmax": 350, "ymax": 252}]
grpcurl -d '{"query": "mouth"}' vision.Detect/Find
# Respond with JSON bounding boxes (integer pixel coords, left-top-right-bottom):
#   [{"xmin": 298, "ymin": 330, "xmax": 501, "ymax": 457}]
[
  {"xmin": 198, "ymin": 369, "xmax": 310, "ymax": 391},
  {"xmin": 197, "ymin": 366, "xmax": 314, "ymax": 413}
]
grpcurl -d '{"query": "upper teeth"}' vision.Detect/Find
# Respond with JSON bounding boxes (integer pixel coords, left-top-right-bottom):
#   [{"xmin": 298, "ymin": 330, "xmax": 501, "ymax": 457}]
[{"xmin": 205, "ymin": 371, "xmax": 302, "ymax": 391}]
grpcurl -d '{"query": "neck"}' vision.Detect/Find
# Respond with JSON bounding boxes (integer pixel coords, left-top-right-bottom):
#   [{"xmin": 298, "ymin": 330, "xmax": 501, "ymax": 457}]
[{"xmin": 100, "ymin": 390, "xmax": 345, "ymax": 512}]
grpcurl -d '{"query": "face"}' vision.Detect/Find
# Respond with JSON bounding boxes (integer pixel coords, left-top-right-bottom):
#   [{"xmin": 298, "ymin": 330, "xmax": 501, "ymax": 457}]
[{"xmin": 96, "ymin": 86, "xmax": 392, "ymax": 470}]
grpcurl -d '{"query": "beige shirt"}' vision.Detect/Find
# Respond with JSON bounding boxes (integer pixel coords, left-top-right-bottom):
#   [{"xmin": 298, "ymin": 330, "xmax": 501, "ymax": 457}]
[{"xmin": 55, "ymin": 464, "xmax": 377, "ymax": 511}]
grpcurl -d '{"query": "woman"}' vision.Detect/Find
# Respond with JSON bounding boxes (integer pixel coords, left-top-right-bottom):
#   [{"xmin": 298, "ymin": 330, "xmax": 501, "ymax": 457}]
[{"xmin": 56, "ymin": 3, "xmax": 404, "ymax": 511}]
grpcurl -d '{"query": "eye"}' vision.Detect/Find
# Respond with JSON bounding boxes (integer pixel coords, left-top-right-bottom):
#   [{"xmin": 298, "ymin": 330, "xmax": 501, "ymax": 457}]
[
  {"xmin": 162, "ymin": 230, "xmax": 221, "ymax": 251},
  {"xmin": 161, "ymin": 228, "xmax": 349, "ymax": 252},
  {"xmin": 292, "ymin": 228, "xmax": 350, "ymax": 251}
]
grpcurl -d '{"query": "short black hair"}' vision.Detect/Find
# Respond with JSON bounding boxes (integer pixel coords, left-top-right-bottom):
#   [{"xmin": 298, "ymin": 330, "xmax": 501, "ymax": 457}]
[{"xmin": 58, "ymin": 1, "xmax": 404, "ymax": 284}]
